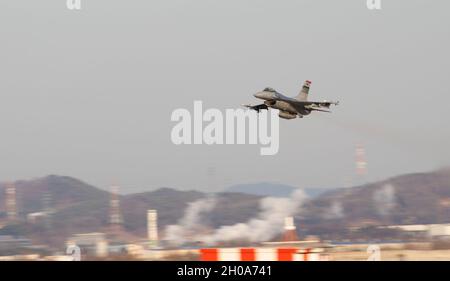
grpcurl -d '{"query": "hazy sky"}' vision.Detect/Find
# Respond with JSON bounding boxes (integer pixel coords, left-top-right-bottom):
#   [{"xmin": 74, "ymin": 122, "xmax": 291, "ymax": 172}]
[{"xmin": 0, "ymin": 1, "xmax": 449, "ymax": 193}]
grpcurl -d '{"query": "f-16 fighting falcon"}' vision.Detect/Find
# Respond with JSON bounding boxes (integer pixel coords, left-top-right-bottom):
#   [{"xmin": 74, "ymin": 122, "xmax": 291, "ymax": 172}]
[{"xmin": 243, "ymin": 80, "xmax": 339, "ymax": 119}]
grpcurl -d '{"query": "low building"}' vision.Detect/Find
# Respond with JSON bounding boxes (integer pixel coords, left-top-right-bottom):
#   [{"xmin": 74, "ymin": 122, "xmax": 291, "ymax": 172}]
[
  {"xmin": 67, "ymin": 232, "xmax": 109, "ymax": 258},
  {"xmin": 0, "ymin": 235, "xmax": 32, "ymax": 251},
  {"xmin": 383, "ymin": 224, "xmax": 450, "ymax": 239},
  {"xmin": 26, "ymin": 212, "xmax": 50, "ymax": 224}
]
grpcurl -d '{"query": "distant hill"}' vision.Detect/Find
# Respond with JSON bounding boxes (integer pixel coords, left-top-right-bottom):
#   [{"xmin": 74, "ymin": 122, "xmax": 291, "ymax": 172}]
[
  {"xmin": 0, "ymin": 175, "xmax": 109, "ymax": 215},
  {"xmin": 224, "ymin": 182, "xmax": 335, "ymax": 198},
  {"xmin": 2, "ymin": 169, "xmax": 450, "ymax": 246},
  {"xmin": 301, "ymin": 169, "xmax": 450, "ymax": 237},
  {"xmin": 122, "ymin": 190, "xmax": 261, "ymax": 237},
  {"xmin": 0, "ymin": 176, "xmax": 261, "ymax": 246},
  {"xmin": 0, "ymin": 176, "xmax": 111, "ymax": 246}
]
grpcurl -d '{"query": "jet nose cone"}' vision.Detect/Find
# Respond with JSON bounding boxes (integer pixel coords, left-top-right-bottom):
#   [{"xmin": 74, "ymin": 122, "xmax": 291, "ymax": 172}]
[{"xmin": 254, "ymin": 92, "xmax": 263, "ymax": 98}]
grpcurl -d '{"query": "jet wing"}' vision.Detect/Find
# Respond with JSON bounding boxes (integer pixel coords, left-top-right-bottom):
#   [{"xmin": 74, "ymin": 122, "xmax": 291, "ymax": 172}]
[
  {"xmin": 278, "ymin": 96, "xmax": 339, "ymax": 112},
  {"xmin": 242, "ymin": 103, "xmax": 268, "ymax": 112},
  {"xmin": 303, "ymin": 101, "xmax": 339, "ymax": 112},
  {"xmin": 305, "ymin": 106, "xmax": 332, "ymax": 113},
  {"xmin": 303, "ymin": 101, "xmax": 339, "ymax": 107}
]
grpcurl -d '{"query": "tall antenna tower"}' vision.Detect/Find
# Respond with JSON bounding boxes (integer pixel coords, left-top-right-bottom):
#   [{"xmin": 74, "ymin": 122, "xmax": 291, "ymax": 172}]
[
  {"xmin": 5, "ymin": 182, "xmax": 17, "ymax": 222},
  {"xmin": 109, "ymin": 184, "xmax": 123, "ymax": 231},
  {"xmin": 355, "ymin": 143, "xmax": 368, "ymax": 184}
]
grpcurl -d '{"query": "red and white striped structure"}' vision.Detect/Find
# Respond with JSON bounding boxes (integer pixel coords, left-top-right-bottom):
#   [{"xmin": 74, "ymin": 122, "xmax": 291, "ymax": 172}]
[
  {"xmin": 200, "ymin": 248, "xmax": 322, "ymax": 261},
  {"xmin": 355, "ymin": 143, "xmax": 368, "ymax": 176},
  {"xmin": 281, "ymin": 217, "xmax": 298, "ymax": 242},
  {"xmin": 5, "ymin": 182, "xmax": 17, "ymax": 221},
  {"xmin": 109, "ymin": 184, "xmax": 123, "ymax": 231}
]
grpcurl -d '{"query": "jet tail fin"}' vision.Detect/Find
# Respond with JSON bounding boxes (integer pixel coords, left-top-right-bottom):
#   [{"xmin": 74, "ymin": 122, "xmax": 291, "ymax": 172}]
[{"xmin": 295, "ymin": 80, "xmax": 311, "ymax": 101}]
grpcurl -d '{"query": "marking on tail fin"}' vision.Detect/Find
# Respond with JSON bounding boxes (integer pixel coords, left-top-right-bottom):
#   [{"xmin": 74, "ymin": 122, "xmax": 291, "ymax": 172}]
[{"xmin": 295, "ymin": 80, "xmax": 311, "ymax": 101}]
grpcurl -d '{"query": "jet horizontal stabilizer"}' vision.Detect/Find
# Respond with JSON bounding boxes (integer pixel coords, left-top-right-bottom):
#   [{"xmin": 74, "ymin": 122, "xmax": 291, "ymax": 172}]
[{"xmin": 242, "ymin": 104, "xmax": 268, "ymax": 112}]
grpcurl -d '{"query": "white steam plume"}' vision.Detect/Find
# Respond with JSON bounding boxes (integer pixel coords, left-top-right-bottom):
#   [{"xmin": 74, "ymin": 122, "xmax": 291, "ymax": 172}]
[
  {"xmin": 323, "ymin": 201, "xmax": 344, "ymax": 219},
  {"xmin": 165, "ymin": 196, "xmax": 217, "ymax": 246},
  {"xmin": 165, "ymin": 190, "xmax": 307, "ymax": 246},
  {"xmin": 373, "ymin": 184, "xmax": 396, "ymax": 216},
  {"xmin": 198, "ymin": 189, "xmax": 307, "ymax": 245}
]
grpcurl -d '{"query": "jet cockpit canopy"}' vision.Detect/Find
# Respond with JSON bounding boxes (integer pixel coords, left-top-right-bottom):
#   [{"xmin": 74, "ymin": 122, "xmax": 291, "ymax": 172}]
[{"xmin": 263, "ymin": 87, "xmax": 276, "ymax": 92}]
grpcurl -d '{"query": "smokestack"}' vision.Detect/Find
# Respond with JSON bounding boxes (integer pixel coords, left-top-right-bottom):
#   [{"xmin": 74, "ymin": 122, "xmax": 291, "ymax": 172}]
[
  {"xmin": 5, "ymin": 182, "xmax": 17, "ymax": 222},
  {"xmin": 147, "ymin": 209, "xmax": 159, "ymax": 247},
  {"xmin": 281, "ymin": 216, "xmax": 298, "ymax": 242}
]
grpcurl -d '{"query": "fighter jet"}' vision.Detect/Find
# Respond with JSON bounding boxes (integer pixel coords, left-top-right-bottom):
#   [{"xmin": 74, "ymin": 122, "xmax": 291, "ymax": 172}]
[{"xmin": 243, "ymin": 80, "xmax": 339, "ymax": 119}]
